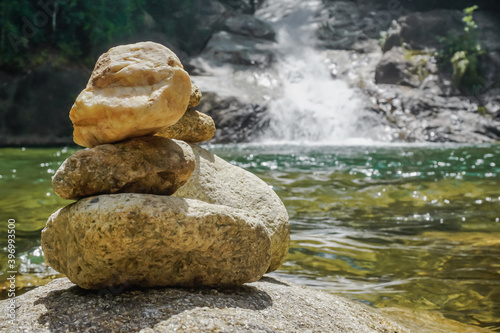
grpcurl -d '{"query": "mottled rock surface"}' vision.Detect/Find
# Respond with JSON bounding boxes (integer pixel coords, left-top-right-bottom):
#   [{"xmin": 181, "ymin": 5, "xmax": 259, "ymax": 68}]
[
  {"xmin": 70, "ymin": 41, "xmax": 191, "ymax": 148},
  {"xmin": 42, "ymin": 193, "xmax": 271, "ymax": 289},
  {"xmin": 52, "ymin": 137, "xmax": 195, "ymax": 200},
  {"xmin": 0, "ymin": 276, "xmax": 409, "ymax": 333},
  {"xmin": 155, "ymin": 108, "xmax": 215, "ymax": 143},
  {"xmin": 189, "ymin": 84, "xmax": 202, "ymax": 107},
  {"xmin": 174, "ymin": 144, "xmax": 289, "ymax": 272}
]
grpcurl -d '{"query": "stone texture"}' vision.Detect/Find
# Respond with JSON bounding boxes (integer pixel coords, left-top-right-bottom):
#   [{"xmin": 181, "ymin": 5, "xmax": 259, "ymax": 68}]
[
  {"xmin": 375, "ymin": 47, "xmax": 437, "ymax": 88},
  {"xmin": 189, "ymin": 84, "xmax": 202, "ymax": 107},
  {"xmin": 2, "ymin": 276, "xmax": 490, "ymax": 332},
  {"xmin": 155, "ymin": 108, "xmax": 215, "ymax": 143},
  {"xmin": 41, "ymin": 193, "xmax": 271, "ymax": 290},
  {"xmin": 174, "ymin": 144, "xmax": 289, "ymax": 273},
  {"xmin": 223, "ymin": 14, "xmax": 276, "ymax": 41},
  {"xmin": 70, "ymin": 41, "xmax": 192, "ymax": 148},
  {"xmin": 0, "ymin": 277, "xmax": 407, "ymax": 333},
  {"xmin": 195, "ymin": 31, "xmax": 275, "ymax": 68},
  {"xmin": 382, "ymin": 10, "xmax": 463, "ymax": 52},
  {"xmin": 52, "ymin": 136, "xmax": 195, "ymax": 200},
  {"xmin": 197, "ymin": 92, "xmax": 270, "ymax": 143}
]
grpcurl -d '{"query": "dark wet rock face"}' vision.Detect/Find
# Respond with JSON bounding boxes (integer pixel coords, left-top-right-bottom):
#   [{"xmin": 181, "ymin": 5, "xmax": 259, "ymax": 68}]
[
  {"xmin": 0, "ymin": 67, "xmax": 88, "ymax": 146},
  {"xmin": 199, "ymin": 92, "xmax": 271, "ymax": 143}
]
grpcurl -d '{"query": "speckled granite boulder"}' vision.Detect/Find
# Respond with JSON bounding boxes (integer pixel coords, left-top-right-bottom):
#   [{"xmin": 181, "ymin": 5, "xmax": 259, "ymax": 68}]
[
  {"xmin": 155, "ymin": 108, "xmax": 216, "ymax": 143},
  {"xmin": 174, "ymin": 144, "xmax": 290, "ymax": 273},
  {"xmin": 70, "ymin": 42, "xmax": 191, "ymax": 148},
  {"xmin": 0, "ymin": 276, "xmax": 412, "ymax": 333},
  {"xmin": 42, "ymin": 193, "xmax": 271, "ymax": 289},
  {"xmin": 52, "ymin": 137, "xmax": 195, "ymax": 200}
]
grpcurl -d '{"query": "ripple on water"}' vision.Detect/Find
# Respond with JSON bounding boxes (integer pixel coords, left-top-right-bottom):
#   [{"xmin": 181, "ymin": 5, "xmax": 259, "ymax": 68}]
[{"xmin": 1, "ymin": 144, "xmax": 500, "ymax": 330}]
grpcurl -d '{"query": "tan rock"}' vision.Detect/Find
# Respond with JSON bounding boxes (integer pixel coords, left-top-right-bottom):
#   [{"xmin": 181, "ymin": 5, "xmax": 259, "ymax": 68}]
[
  {"xmin": 52, "ymin": 136, "xmax": 195, "ymax": 200},
  {"xmin": 174, "ymin": 144, "xmax": 290, "ymax": 272},
  {"xmin": 189, "ymin": 84, "xmax": 202, "ymax": 107},
  {"xmin": 42, "ymin": 193, "xmax": 271, "ymax": 289},
  {"xmin": 70, "ymin": 41, "xmax": 191, "ymax": 148},
  {"xmin": 155, "ymin": 108, "xmax": 215, "ymax": 143}
]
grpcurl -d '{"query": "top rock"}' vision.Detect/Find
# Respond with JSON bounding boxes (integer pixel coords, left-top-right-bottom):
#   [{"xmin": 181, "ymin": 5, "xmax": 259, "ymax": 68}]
[{"xmin": 70, "ymin": 42, "xmax": 191, "ymax": 148}]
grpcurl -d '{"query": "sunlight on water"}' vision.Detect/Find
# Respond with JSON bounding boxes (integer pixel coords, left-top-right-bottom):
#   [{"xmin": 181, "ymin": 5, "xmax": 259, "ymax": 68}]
[
  {"xmin": 209, "ymin": 143, "xmax": 500, "ymax": 330},
  {"xmin": 0, "ymin": 148, "xmax": 74, "ymax": 296},
  {"xmin": 0, "ymin": 143, "xmax": 499, "ymax": 330}
]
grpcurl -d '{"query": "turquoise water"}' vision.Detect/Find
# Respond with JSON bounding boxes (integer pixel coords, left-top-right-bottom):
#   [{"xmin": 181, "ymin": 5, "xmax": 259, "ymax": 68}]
[{"xmin": 1, "ymin": 143, "xmax": 499, "ymax": 330}]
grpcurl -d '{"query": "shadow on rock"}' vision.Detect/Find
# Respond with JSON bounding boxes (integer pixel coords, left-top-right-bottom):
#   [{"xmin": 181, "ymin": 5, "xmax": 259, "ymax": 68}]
[{"xmin": 35, "ymin": 281, "xmax": 273, "ymax": 332}]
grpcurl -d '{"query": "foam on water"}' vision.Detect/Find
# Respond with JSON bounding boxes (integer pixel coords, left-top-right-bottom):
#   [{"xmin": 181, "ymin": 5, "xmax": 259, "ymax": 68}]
[
  {"xmin": 256, "ymin": 0, "xmax": 364, "ymax": 143},
  {"xmin": 193, "ymin": 0, "xmax": 391, "ymax": 145}
]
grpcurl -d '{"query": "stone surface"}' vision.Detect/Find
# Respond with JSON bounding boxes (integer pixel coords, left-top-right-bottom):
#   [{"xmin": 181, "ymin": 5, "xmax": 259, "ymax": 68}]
[
  {"xmin": 70, "ymin": 41, "xmax": 191, "ymax": 148},
  {"xmin": 0, "ymin": 277, "xmax": 405, "ymax": 333},
  {"xmin": 42, "ymin": 193, "xmax": 271, "ymax": 290},
  {"xmin": 174, "ymin": 144, "xmax": 289, "ymax": 272},
  {"xmin": 382, "ymin": 10, "xmax": 464, "ymax": 52},
  {"xmin": 52, "ymin": 136, "xmax": 195, "ymax": 200},
  {"xmin": 223, "ymin": 14, "xmax": 275, "ymax": 41},
  {"xmin": 156, "ymin": 108, "xmax": 215, "ymax": 143},
  {"xmin": 197, "ymin": 92, "xmax": 270, "ymax": 143},
  {"xmin": 367, "ymin": 85, "xmax": 500, "ymax": 142},
  {"xmin": 194, "ymin": 31, "xmax": 275, "ymax": 68},
  {"xmin": 189, "ymin": 84, "xmax": 202, "ymax": 107},
  {"xmin": 375, "ymin": 47, "xmax": 437, "ymax": 88},
  {"xmin": 2, "ymin": 276, "xmax": 491, "ymax": 333}
]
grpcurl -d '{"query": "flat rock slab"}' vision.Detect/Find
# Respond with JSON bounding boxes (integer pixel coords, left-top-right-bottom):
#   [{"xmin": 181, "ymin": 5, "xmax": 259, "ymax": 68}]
[{"xmin": 1, "ymin": 276, "xmax": 408, "ymax": 333}]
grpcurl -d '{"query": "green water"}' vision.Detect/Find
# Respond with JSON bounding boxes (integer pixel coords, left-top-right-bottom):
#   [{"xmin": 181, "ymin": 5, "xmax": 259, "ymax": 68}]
[{"xmin": 1, "ymin": 143, "xmax": 499, "ymax": 330}]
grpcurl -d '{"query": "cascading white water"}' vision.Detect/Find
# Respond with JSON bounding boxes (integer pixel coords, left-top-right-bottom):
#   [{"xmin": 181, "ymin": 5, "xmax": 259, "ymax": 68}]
[
  {"xmin": 192, "ymin": 0, "xmax": 388, "ymax": 144},
  {"xmin": 256, "ymin": 0, "xmax": 363, "ymax": 143}
]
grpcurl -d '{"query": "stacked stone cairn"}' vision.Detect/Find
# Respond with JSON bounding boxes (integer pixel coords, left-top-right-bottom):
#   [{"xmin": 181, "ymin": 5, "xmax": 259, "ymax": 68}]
[{"xmin": 42, "ymin": 42, "xmax": 290, "ymax": 290}]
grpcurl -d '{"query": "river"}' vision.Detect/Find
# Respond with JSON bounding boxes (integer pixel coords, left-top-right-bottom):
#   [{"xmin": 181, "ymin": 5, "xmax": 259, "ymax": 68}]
[{"xmin": 0, "ymin": 143, "xmax": 499, "ymax": 330}]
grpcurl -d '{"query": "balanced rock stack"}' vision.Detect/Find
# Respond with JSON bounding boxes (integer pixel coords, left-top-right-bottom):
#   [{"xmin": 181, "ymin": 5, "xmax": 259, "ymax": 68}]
[{"xmin": 42, "ymin": 42, "xmax": 290, "ymax": 290}]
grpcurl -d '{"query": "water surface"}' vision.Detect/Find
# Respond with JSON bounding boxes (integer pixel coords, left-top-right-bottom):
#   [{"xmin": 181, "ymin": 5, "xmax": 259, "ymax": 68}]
[{"xmin": 0, "ymin": 143, "xmax": 499, "ymax": 330}]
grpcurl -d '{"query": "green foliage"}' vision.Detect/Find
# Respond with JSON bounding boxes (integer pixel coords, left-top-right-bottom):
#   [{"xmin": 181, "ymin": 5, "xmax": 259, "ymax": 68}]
[
  {"xmin": 436, "ymin": 5, "xmax": 485, "ymax": 93},
  {"xmin": 0, "ymin": 0, "xmax": 227, "ymax": 71},
  {"xmin": 0, "ymin": 0, "xmax": 147, "ymax": 70}
]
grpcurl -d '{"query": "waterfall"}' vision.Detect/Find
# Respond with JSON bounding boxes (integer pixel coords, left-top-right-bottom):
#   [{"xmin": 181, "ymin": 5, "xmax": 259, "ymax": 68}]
[
  {"xmin": 256, "ymin": 0, "xmax": 362, "ymax": 143},
  {"xmin": 192, "ymin": 0, "xmax": 387, "ymax": 144}
]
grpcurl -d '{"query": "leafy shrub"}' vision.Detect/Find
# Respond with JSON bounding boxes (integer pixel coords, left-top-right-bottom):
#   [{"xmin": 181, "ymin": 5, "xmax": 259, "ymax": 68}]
[{"xmin": 436, "ymin": 5, "xmax": 485, "ymax": 93}]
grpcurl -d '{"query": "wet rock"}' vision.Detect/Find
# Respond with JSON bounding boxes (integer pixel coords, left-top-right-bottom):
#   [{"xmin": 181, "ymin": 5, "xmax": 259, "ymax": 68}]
[
  {"xmin": 52, "ymin": 136, "xmax": 195, "ymax": 200},
  {"xmin": 0, "ymin": 66, "xmax": 87, "ymax": 147},
  {"xmin": 375, "ymin": 47, "xmax": 437, "ymax": 88},
  {"xmin": 223, "ymin": 13, "xmax": 275, "ymax": 41},
  {"xmin": 42, "ymin": 193, "xmax": 271, "ymax": 290},
  {"xmin": 196, "ymin": 31, "xmax": 275, "ymax": 68},
  {"xmin": 317, "ymin": 1, "xmax": 394, "ymax": 50},
  {"xmin": 0, "ymin": 276, "xmax": 417, "ymax": 333},
  {"xmin": 70, "ymin": 42, "xmax": 191, "ymax": 148},
  {"xmin": 382, "ymin": 10, "xmax": 463, "ymax": 52},
  {"xmin": 174, "ymin": 144, "xmax": 289, "ymax": 272},
  {"xmin": 198, "ymin": 92, "xmax": 270, "ymax": 143},
  {"xmin": 155, "ymin": 108, "xmax": 216, "ymax": 143},
  {"xmin": 368, "ymin": 85, "xmax": 500, "ymax": 143},
  {"xmin": 381, "ymin": 9, "xmax": 500, "ymax": 53}
]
